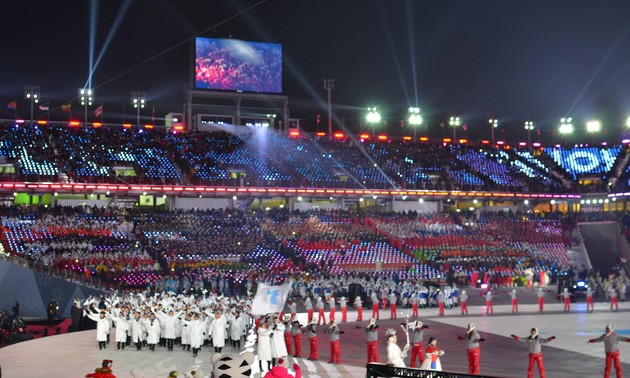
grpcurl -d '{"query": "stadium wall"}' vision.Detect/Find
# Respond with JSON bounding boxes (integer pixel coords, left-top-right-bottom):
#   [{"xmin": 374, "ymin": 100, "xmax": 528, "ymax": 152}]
[
  {"xmin": 0, "ymin": 259, "xmax": 105, "ymax": 318},
  {"xmin": 392, "ymin": 200, "xmax": 439, "ymax": 213},
  {"xmin": 174, "ymin": 197, "xmax": 232, "ymax": 210}
]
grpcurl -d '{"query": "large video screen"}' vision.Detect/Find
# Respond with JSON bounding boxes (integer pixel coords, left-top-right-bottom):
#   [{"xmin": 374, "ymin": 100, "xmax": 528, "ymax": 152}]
[{"xmin": 195, "ymin": 37, "xmax": 282, "ymax": 94}]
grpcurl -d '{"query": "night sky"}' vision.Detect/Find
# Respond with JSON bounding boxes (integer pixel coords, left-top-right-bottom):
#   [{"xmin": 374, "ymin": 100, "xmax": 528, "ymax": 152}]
[{"xmin": 4, "ymin": 0, "xmax": 630, "ymax": 143}]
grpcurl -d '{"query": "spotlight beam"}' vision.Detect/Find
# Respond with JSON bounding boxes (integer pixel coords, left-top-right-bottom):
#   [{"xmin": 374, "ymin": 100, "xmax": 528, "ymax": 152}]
[
  {"xmin": 405, "ymin": 0, "xmax": 419, "ymax": 106},
  {"xmin": 86, "ymin": 0, "xmax": 99, "ymax": 89},
  {"xmin": 375, "ymin": 1, "xmax": 410, "ymax": 105},
  {"xmin": 566, "ymin": 21, "xmax": 630, "ymax": 116},
  {"xmin": 89, "ymin": 0, "xmax": 133, "ymax": 83}
]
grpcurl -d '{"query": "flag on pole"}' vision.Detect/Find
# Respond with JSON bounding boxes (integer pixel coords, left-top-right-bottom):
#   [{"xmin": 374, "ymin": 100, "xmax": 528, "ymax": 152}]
[
  {"xmin": 38, "ymin": 101, "xmax": 49, "ymax": 111},
  {"xmin": 94, "ymin": 104, "xmax": 103, "ymax": 118},
  {"xmin": 61, "ymin": 103, "xmax": 72, "ymax": 112},
  {"xmin": 251, "ymin": 283, "xmax": 291, "ymax": 316},
  {"xmin": 7, "ymin": 101, "xmax": 16, "ymax": 110}
]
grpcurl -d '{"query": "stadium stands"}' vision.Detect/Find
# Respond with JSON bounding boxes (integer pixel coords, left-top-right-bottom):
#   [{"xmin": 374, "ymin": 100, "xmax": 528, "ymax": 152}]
[
  {"xmin": 0, "ymin": 122, "xmax": 627, "ymax": 192},
  {"xmin": 0, "ymin": 206, "xmax": 575, "ymax": 291}
]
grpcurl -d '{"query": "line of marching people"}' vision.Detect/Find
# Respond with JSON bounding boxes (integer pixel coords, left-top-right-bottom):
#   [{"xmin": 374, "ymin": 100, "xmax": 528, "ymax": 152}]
[
  {"xmin": 83, "ymin": 290, "xmax": 252, "ymax": 358},
  {"xmin": 363, "ymin": 316, "xmax": 630, "ymax": 378}
]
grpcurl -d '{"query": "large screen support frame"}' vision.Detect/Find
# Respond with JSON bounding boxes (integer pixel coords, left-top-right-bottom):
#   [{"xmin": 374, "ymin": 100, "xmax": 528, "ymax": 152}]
[{"xmin": 184, "ymin": 89, "xmax": 289, "ymax": 133}]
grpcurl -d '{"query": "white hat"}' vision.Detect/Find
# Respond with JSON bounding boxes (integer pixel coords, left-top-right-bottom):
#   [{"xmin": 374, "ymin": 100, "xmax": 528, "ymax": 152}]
[
  {"xmin": 606, "ymin": 324, "xmax": 614, "ymax": 334},
  {"xmin": 462, "ymin": 290, "xmax": 466, "ymax": 295},
  {"xmin": 340, "ymin": 296, "xmax": 345, "ymax": 300},
  {"xmin": 413, "ymin": 320, "xmax": 423, "ymax": 329},
  {"xmin": 467, "ymin": 323, "xmax": 476, "ymax": 332},
  {"xmin": 308, "ymin": 318, "xmax": 317, "ymax": 325},
  {"xmin": 385, "ymin": 328, "xmax": 397, "ymax": 338},
  {"xmin": 305, "ymin": 297, "xmax": 311, "ymax": 302},
  {"xmin": 512, "ymin": 289, "xmax": 516, "ymax": 294},
  {"xmin": 564, "ymin": 287, "xmax": 568, "ymax": 292},
  {"xmin": 368, "ymin": 318, "xmax": 376, "ymax": 326},
  {"xmin": 330, "ymin": 320, "xmax": 337, "ymax": 328},
  {"xmin": 531, "ymin": 327, "xmax": 538, "ymax": 336}
]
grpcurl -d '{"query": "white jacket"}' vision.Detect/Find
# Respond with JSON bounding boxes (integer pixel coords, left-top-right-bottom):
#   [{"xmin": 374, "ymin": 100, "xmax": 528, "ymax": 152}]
[
  {"xmin": 257, "ymin": 327, "xmax": 273, "ymax": 361},
  {"xmin": 110, "ymin": 313, "xmax": 129, "ymax": 342},
  {"xmin": 128, "ymin": 317, "xmax": 145, "ymax": 342},
  {"xmin": 87, "ymin": 312, "xmax": 111, "ymax": 342},
  {"xmin": 143, "ymin": 318, "xmax": 161, "ymax": 344},
  {"xmin": 229, "ymin": 315, "xmax": 245, "ymax": 340},
  {"xmin": 189, "ymin": 318, "xmax": 207, "ymax": 349},
  {"xmin": 209, "ymin": 315, "xmax": 227, "ymax": 348},
  {"xmin": 270, "ymin": 323, "xmax": 288, "ymax": 358},
  {"xmin": 157, "ymin": 312, "xmax": 180, "ymax": 339}
]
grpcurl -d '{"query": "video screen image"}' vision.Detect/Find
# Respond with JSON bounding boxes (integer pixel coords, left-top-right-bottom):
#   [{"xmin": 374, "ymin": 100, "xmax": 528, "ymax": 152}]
[{"xmin": 195, "ymin": 37, "xmax": 282, "ymax": 94}]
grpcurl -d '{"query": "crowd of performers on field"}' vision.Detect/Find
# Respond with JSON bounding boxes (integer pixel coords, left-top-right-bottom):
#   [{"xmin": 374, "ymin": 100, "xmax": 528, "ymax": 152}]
[{"xmin": 79, "ymin": 268, "xmax": 630, "ymax": 377}]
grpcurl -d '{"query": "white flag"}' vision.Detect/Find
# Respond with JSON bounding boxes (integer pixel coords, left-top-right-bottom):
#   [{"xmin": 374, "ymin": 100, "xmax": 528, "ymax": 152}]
[{"xmin": 251, "ymin": 283, "xmax": 291, "ymax": 316}]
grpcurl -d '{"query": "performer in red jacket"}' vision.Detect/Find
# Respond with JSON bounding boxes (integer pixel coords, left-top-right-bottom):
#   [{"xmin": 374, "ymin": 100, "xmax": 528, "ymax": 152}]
[
  {"xmin": 86, "ymin": 359, "xmax": 117, "ymax": 378},
  {"xmin": 264, "ymin": 357, "xmax": 302, "ymax": 378}
]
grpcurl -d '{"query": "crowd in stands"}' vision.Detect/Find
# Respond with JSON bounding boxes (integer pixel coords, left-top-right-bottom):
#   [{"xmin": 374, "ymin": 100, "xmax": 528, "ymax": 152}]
[
  {"xmin": 0, "ymin": 204, "xmax": 592, "ymax": 294},
  {"xmin": 2, "ymin": 122, "xmax": 629, "ymax": 192}
]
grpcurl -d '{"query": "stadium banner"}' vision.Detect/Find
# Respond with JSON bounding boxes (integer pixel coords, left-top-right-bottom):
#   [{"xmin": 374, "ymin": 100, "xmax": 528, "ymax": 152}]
[{"xmin": 251, "ymin": 282, "xmax": 291, "ymax": 315}]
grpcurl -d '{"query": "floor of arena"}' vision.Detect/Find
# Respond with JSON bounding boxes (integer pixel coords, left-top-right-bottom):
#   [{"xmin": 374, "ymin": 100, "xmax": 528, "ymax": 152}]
[{"xmin": 1, "ymin": 290, "xmax": 630, "ymax": 377}]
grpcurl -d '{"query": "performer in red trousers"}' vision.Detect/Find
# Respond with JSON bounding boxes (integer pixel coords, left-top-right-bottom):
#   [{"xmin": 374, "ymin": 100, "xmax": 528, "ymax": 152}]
[
  {"xmin": 283, "ymin": 316, "xmax": 293, "ymax": 356},
  {"xmin": 537, "ymin": 288, "xmax": 545, "ymax": 312},
  {"xmin": 291, "ymin": 317, "xmax": 302, "ymax": 358},
  {"xmin": 511, "ymin": 327, "xmax": 555, "ymax": 378},
  {"xmin": 357, "ymin": 318, "xmax": 379, "ymax": 363},
  {"xmin": 437, "ymin": 291, "xmax": 445, "ymax": 316},
  {"xmin": 484, "ymin": 291, "xmax": 494, "ymax": 314},
  {"xmin": 586, "ymin": 287, "xmax": 594, "ymax": 312},
  {"xmin": 371, "ymin": 293, "xmax": 380, "ymax": 320},
  {"xmin": 587, "ymin": 324, "xmax": 630, "ymax": 378},
  {"xmin": 609, "ymin": 288, "xmax": 619, "ymax": 312},
  {"xmin": 307, "ymin": 319, "xmax": 318, "ymax": 360},
  {"xmin": 338, "ymin": 296, "xmax": 347, "ymax": 322},
  {"xmin": 389, "ymin": 292, "xmax": 397, "ymax": 319},
  {"xmin": 303, "ymin": 297, "xmax": 313, "ymax": 323},
  {"xmin": 354, "ymin": 296, "xmax": 363, "ymax": 321},
  {"xmin": 327, "ymin": 296, "xmax": 336, "ymax": 323},
  {"xmin": 460, "ymin": 290, "xmax": 469, "ymax": 315},
  {"xmin": 316, "ymin": 297, "xmax": 326, "ymax": 325},
  {"xmin": 408, "ymin": 320, "xmax": 429, "ymax": 367},
  {"xmin": 327, "ymin": 320, "xmax": 343, "ymax": 364},
  {"xmin": 511, "ymin": 289, "xmax": 519, "ymax": 313},
  {"xmin": 410, "ymin": 295, "xmax": 419, "ymax": 317},
  {"xmin": 563, "ymin": 287, "xmax": 573, "ymax": 311},
  {"xmin": 457, "ymin": 323, "xmax": 484, "ymax": 374}
]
